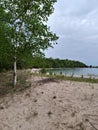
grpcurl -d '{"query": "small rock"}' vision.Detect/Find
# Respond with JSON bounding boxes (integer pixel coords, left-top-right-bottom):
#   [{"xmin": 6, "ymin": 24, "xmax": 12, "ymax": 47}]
[{"xmin": 53, "ymin": 96, "xmax": 56, "ymax": 99}]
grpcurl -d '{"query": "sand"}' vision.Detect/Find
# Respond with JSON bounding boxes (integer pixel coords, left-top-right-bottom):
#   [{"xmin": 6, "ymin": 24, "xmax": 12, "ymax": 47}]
[{"xmin": 0, "ymin": 76, "xmax": 98, "ymax": 130}]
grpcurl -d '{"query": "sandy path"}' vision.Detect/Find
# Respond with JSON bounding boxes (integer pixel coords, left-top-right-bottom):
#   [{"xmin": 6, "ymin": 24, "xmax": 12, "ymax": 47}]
[{"xmin": 0, "ymin": 76, "xmax": 98, "ymax": 130}]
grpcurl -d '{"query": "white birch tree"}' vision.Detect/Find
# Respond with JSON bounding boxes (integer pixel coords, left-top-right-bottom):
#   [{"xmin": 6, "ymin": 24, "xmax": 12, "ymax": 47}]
[{"xmin": 1, "ymin": 0, "xmax": 58, "ymax": 86}]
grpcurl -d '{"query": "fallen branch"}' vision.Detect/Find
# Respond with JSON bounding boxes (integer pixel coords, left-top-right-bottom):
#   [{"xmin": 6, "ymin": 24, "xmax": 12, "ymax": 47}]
[{"xmin": 85, "ymin": 119, "xmax": 98, "ymax": 130}]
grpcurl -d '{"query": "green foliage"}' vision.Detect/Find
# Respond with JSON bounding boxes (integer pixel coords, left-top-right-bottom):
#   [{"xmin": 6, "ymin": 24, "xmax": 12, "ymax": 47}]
[
  {"xmin": 0, "ymin": 7, "xmax": 13, "ymax": 71},
  {"xmin": 0, "ymin": 0, "xmax": 87, "ymax": 73},
  {"xmin": 49, "ymin": 71, "xmax": 53, "ymax": 76},
  {"xmin": 32, "ymin": 72, "xmax": 98, "ymax": 84},
  {"xmin": 40, "ymin": 68, "xmax": 47, "ymax": 74},
  {"xmin": 0, "ymin": 70, "xmax": 31, "ymax": 97},
  {"xmin": 27, "ymin": 57, "xmax": 87, "ymax": 68},
  {"xmin": 0, "ymin": 0, "xmax": 58, "ymax": 72},
  {"xmin": 45, "ymin": 73, "xmax": 98, "ymax": 84},
  {"xmin": 1, "ymin": 0, "xmax": 58, "ymax": 53},
  {"xmin": 60, "ymin": 71, "xmax": 62, "ymax": 75}
]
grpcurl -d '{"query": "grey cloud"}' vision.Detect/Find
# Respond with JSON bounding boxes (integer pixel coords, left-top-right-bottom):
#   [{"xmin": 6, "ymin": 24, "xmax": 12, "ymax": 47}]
[
  {"xmin": 56, "ymin": 0, "xmax": 98, "ymax": 17},
  {"xmin": 46, "ymin": 0, "xmax": 98, "ymax": 66}
]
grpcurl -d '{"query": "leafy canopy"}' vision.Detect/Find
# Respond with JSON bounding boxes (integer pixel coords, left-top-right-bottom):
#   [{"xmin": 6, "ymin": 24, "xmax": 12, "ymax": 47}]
[
  {"xmin": 1, "ymin": 0, "xmax": 58, "ymax": 56},
  {"xmin": 0, "ymin": 7, "xmax": 13, "ymax": 71}
]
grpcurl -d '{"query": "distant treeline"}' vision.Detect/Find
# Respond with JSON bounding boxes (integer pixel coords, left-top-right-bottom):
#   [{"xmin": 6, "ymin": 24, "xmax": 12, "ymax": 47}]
[
  {"xmin": 0, "ymin": 51, "xmax": 87, "ymax": 71},
  {"xmin": 17, "ymin": 57, "xmax": 87, "ymax": 69},
  {"xmin": 30, "ymin": 57, "xmax": 87, "ymax": 68}
]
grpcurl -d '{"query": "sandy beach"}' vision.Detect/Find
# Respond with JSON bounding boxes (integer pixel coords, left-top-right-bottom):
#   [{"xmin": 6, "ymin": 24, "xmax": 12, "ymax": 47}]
[{"xmin": 0, "ymin": 75, "xmax": 98, "ymax": 130}]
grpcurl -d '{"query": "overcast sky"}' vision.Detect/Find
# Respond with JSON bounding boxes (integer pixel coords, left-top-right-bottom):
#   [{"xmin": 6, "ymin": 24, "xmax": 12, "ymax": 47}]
[{"xmin": 45, "ymin": 0, "xmax": 98, "ymax": 66}]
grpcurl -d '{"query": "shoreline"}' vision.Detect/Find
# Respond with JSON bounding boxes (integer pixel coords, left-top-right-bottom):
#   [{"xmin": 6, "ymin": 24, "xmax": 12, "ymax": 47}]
[
  {"xmin": 46, "ymin": 68, "xmax": 98, "ymax": 79},
  {"xmin": 27, "ymin": 68, "xmax": 98, "ymax": 80}
]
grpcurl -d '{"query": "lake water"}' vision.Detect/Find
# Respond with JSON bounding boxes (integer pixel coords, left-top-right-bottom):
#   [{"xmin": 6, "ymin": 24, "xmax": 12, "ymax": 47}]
[{"xmin": 47, "ymin": 68, "xmax": 98, "ymax": 78}]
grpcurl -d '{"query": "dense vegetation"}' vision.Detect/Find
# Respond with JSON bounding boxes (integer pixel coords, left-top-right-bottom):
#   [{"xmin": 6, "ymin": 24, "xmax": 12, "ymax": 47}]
[
  {"xmin": 0, "ymin": 55, "xmax": 87, "ymax": 72},
  {"xmin": 29, "ymin": 57, "xmax": 87, "ymax": 68},
  {"xmin": 0, "ymin": 0, "xmax": 87, "ymax": 74},
  {"xmin": 0, "ymin": 0, "xmax": 58, "ymax": 85}
]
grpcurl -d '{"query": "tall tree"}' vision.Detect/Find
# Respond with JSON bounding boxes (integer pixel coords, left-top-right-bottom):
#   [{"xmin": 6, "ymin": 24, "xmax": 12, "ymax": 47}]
[
  {"xmin": 0, "ymin": 6, "xmax": 13, "ymax": 71},
  {"xmin": 1, "ymin": 0, "xmax": 58, "ymax": 86}
]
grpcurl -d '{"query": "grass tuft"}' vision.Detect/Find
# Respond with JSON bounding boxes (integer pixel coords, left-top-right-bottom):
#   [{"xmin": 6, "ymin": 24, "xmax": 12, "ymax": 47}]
[
  {"xmin": 36, "ymin": 72, "xmax": 98, "ymax": 84},
  {"xmin": 0, "ymin": 70, "xmax": 31, "ymax": 97}
]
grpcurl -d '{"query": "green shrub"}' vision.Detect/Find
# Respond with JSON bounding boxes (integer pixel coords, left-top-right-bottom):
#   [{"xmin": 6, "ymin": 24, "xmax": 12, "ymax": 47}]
[
  {"xmin": 40, "ymin": 68, "xmax": 46, "ymax": 74},
  {"xmin": 49, "ymin": 71, "xmax": 53, "ymax": 75}
]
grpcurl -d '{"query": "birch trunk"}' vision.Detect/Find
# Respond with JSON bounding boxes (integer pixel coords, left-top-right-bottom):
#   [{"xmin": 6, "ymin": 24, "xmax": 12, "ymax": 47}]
[{"xmin": 13, "ymin": 53, "xmax": 17, "ymax": 86}]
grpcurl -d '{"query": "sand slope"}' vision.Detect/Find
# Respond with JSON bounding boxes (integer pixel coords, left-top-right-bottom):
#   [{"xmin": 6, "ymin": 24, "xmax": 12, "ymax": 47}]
[{"xmin": 0, "ymin": 76, "xmax": 98, "ymax": 130}]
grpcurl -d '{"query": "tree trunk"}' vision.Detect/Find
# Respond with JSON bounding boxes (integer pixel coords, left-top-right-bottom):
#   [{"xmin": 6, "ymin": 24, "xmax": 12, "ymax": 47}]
[{"xmin": 13, "ymin": 53, "xmax": 17, "ymax": 86}]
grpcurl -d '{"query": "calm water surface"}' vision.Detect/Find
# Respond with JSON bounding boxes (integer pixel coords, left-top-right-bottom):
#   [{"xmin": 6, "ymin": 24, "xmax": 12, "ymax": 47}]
[{"xmin": 47, "ymin": 68, "xmax": 98, "ymax": 77}]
